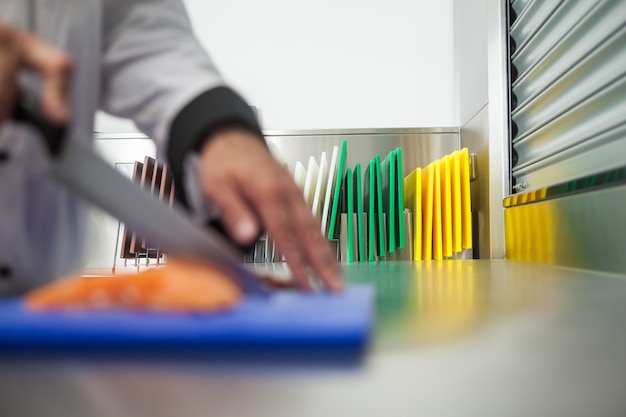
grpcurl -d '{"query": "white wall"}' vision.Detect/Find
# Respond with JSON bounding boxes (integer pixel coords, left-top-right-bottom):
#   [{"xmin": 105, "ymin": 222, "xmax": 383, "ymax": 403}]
[
  {"xmin": 454, "ymin": 0, "xmax": 488, "ymax": 126},
  {"xmin": 96, "ymin": 0, "xmax": 456, "ymax": 132},
  {"xmin": 185, "ymin": 0, "xmax": 455, "ymax": 130}
]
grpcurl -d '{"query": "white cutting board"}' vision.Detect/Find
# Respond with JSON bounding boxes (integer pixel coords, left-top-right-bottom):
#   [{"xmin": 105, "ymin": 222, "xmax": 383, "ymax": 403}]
[{"xmin": 302, "ymin": 156, "xmax": 319, "ymax": 207}]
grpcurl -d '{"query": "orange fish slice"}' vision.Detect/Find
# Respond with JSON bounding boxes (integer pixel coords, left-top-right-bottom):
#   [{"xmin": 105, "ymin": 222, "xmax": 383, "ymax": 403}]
[{"xmin": 26, "ymin": 257, "xmax": 241, "ymax": 313}]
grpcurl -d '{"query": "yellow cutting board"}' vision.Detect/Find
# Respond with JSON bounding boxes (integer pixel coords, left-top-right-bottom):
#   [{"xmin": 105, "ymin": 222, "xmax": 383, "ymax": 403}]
[
  {"xmin": 421, "ymin": 163, "xmax": 434, "ymax": 261},
  {"xmin": 432, "ymin": 159, "xmax": 443, "ymax": 261},
  {"xmin": 441, "ymin": 155, "xmax": 452, "ymax": 258},
  {"xmin": 451, "ymin": 150, "xmax": 462, "ymax": 253},
  {"xmin": 460, "ymin": 148, "xmax": 472, "ymax": 249},
  {"xmin": 403, "ymin": 168, "xmax": 422, "ymax": 261}
]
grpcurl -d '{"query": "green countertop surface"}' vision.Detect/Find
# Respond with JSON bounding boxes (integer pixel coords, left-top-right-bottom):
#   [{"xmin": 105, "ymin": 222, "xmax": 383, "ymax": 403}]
[{"xmin": 3, "ymin": 260, "xmax": 626, "ymax": 417}]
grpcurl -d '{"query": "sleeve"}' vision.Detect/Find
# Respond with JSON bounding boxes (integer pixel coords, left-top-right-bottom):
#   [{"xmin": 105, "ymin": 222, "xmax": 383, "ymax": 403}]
[{"xmin": 100, "ymin": 0, "xmax": 264, "ymax": 210}]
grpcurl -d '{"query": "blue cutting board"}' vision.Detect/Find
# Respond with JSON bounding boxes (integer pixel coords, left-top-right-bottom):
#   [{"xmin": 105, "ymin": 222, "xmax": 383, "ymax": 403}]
[{"xmin": 0, "ymin": 286, "xmax": 373, "ymax": 366}]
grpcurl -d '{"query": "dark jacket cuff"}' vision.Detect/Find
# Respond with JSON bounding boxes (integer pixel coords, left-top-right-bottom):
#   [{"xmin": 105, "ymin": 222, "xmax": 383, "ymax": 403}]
[{"xmin": 167, "ymin": 86, "xmax": 264, "ymax": 210}]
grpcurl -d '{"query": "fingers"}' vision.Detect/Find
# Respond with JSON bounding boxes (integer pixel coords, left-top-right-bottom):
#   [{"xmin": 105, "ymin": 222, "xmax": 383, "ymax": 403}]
[
  {"xmin": 203, "ymin": 184, "xmax": 260, "ymax": 247},
  {"xmin": 288, "ymin": 195, "xmax": 343, "ymax": 291},
  {"xmin": 19, "ymin": 31, "xmax": 73, "ymax": 124},
  {"xmin": 0, "ymin": 23, "xmax": 72, "ymax": 125},
  {"xmin": 246, "ymin": 174, "xmax": 343, "ymax": 292},
  {"xmin": 199, "ymin": 131, "xmax": 344, "ymax": 292},
  {"xmin": 0, "ymin": 24, "xmax": 19, "ymax": 122},
  {"xmin": 201, "ymin": 168, "xmax": 316, "ymax": 291},
  {"xmin": 250, "ymin": 179, "xmax": 315, "ymax": 291}
]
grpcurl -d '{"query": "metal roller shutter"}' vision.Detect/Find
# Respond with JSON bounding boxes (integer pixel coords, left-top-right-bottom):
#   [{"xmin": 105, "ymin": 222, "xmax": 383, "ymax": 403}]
[{"xmin": 507, "ymin": 0, "xmax": 626, "ymax": 193}]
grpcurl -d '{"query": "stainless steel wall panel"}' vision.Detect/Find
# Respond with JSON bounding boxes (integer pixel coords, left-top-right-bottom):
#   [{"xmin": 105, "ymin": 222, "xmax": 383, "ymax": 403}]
[
  {"xmin": 504, "ymin": 185, "xmax": 626, "ymax": 275},
  {"xmin": 512, "ymin": 26, "xmax": 626, "ymax": 141},
  {"xmin": 512, "ymin": 1, "xmax": 625, "ymax": 105},
  {"xmin": 513, "ymin": 74, "xmax": 626, "ymax": 170},
  {"xmin": 84, "ymin": 128, "xmax": 460, "ymax": 271},
  {"xmin": 265, "ymin": 130, "xmax": 459, "ymax": 176},
  {"xmin": 461, "ymin": 106, "xmax": 503, "ymax": 259}
]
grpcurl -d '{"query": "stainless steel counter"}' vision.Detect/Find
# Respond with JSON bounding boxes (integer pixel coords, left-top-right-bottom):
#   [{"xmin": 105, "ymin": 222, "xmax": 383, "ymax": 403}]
[{"xmin": 2, "ymin": 260, "xmax": 626, "ymax": 417}]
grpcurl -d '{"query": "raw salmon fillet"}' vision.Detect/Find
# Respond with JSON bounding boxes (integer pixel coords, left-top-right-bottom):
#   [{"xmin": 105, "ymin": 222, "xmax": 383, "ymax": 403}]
[{"xmin": 26, "ymin": 257, "xmax": 241, "ymax": 312}]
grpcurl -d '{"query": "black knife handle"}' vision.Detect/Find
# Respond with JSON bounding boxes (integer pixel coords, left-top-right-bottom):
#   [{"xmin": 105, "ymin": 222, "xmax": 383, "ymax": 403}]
[{"xmin": 12, "ymin": 94, "xmax": 67, "ymax": 156}]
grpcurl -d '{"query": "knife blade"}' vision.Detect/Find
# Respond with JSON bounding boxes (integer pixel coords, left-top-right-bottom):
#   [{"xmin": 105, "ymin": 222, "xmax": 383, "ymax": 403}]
[{"xmin": 13, "ymin": 97, "xmax": 269, "ymax": 296}]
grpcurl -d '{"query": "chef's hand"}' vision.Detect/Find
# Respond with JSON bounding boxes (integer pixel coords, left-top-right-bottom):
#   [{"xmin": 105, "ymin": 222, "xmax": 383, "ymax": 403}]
[
  {"xmin": 0, "ymin": 22, "xmax": 72, "ymax": 125},
  {"xmin": 198, "ymin": 127, "xmax": 344, "ymax": 292}
]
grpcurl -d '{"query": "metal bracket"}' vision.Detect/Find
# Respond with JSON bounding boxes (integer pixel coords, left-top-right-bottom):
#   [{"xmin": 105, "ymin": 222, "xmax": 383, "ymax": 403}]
[
  {"xmin": 469, "ymin": 153, "xmax": 478, "ymax": 182},
  {"xmin": 512, "ymin": 181, "xmax": 528, "ymax": 193}
]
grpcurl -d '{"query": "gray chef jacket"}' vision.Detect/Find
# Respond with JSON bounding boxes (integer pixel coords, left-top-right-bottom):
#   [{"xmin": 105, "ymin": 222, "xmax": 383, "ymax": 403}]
[{"xmin": 0, "ymin": 0, "xmax": 263, "ymax": 294}]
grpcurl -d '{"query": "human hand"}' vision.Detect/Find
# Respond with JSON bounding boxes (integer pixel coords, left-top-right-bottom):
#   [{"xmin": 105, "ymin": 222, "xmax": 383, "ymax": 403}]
[
  {"xmin": 0, "ymin": 22, "xmax": 72, "ymax": 125},
  {"xmin": 197, "ymin": 127, "xmax": 343, "ymax": 292}
]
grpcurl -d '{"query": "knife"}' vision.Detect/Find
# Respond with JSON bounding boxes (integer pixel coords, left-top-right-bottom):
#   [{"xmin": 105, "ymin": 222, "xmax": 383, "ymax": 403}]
[{"xmin": 12, "ymin": 95, "xmax": 269, "ymax": 296}]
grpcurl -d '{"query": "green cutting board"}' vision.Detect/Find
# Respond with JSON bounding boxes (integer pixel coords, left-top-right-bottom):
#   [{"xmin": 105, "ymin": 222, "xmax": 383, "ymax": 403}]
[
  {"xmin": 328, "ymin": 140, "xmax": 347, "ymax": 240},
  {"xmin": 396, "ymin": 147, "xmax": 405, "ymax": 250},
  {"xmin": 381, "ymin": 151, "xmax": 397, "ymax": 253},
  {"xmin": 374, "ymin": 155, "xmax": 385, "ymax": 257},
  {"xmin": 364, "ymin": 160, "xmax": 376, "ymax": 261},
  {"xmin": 346, "ymin": 167, "xmax": 354, "ymax": 263},
  {"xmin": 354, "ymin": 163, "xmax": 365, "ymax": 263}
]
